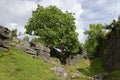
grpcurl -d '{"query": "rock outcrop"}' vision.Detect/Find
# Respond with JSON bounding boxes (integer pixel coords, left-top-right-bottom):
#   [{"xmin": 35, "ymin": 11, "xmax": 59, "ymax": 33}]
[
  {"xmin": 0, "ymin": 25, "xmax": 10, "ymax": 50},
  {"xmin": 93, "ymin": 72, "xmax": 109, "ymax": 80},
  {"xmin": 51, "ymin": 66, "xmax": 68, "ymax": 78},
  {"xmin": 30, "ymin": 42, "xmax": 50, "ymax": 61},
  {"xmin": 66, "ymin": 54, "xmax": 83, "ymax": 65},
  {"xmin": 50, "ymin": 47, "xmax": 83, "ymax": 64},
  {"xmin": 71, "ymin": 73, "xmax": 80, "ymax": 79},
  {"xmin": 12, "ymin": 38, "xmax": 50, "ymax": 61}
]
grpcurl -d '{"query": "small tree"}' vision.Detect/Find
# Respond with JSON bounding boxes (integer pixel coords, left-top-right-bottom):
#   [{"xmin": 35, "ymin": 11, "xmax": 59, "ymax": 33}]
[
  {"xmin": 11, "ymin": 29, "xmax": 17, "ymax": 37},
  {"xmin": 84, "ymin": 24, "xmax": 106, "ymax": 58},
  {"xmin": 25, "ymin": 5, "xmax": 81, "ymax": 60}
]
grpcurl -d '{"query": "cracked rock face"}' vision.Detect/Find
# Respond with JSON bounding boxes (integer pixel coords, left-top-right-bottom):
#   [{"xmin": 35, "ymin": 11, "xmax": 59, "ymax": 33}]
[
  {"xmin": 11, "ymin": 38, "xmax": 50, "ymax": 61},
  {"xmin": 30, "ymin": 42, "xmax": 50, "ymax": 61},
  {"xmin": 0, "ymin": 25, "xmax": 10, "ymax": 50}
]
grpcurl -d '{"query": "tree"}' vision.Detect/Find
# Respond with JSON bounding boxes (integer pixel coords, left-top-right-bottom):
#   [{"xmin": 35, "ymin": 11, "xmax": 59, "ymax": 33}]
[
  {"xmin": 11, "ymin": 29, "xmax": 17, "ymax": 37},
  {"xmin": 95, "ymin": 16, "xmax": 120, "ymax": 71},
  {"xmin": 23, "ymin": 36, "xmax": 29, "ymax": 41},
  {"xmin": 84, "ymin": 24, "xmax": 106, "ymax": 58},
  {"xmin": 25, "ymin": 5, "xmax": 81, "ymax": 59}
]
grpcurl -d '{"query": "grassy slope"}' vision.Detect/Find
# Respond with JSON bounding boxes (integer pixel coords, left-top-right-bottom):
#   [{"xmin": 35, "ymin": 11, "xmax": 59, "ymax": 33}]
[
  {"xmin": 0, "ymin": 47, "xmax": 63, "ymax": 80},
  {"xmin": 63, "ymin": 58, "xmax": 105, "ymax": 80},
  {"xmin": 49, "ymin": 57, "xmax": 105, "ymax": 80},
  {"xmin": 0, "ymin": 47, "xmax": 120, "ymax": 80},
  {"xmin": 64, "ymin": 58, "xmax": 120, "ymax": 80}
]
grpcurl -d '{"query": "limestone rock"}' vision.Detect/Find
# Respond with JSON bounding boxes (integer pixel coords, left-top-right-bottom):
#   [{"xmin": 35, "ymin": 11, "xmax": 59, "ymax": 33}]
[
  {"xmin": 0, "ymin": 25, "xmax": 10, "ymax": 50},
  {"xmin": 66, "ymin": 54, "xmax": 83, "ymax": 65},
  {"xmin": 25, "ymin": 47, "xmax": 37, "ymax": 55},
  {"xmin": 93, "ymin": 73, "xmax": 109, "ymax": 80},
  {"xmin": 71, "ymin": 73, "xmax": 80, "ymax": 79},
  {"xmin": 11, "ymin": 38, "xmax": 50, "ymax": 61},
  {"xmin": 51, "ymin": 66, "xmax": 68, "ymax": 78},
  {"xmin": 0, "ymin": 39, "xmax": 9, "ymax": 48},
  {"xmin": 0, "ymin": 25, "xmax": 10, "ymax": 39},
  {"xmin": 30, "ymin": 42, "xmax": 50, "ymax": 61}
]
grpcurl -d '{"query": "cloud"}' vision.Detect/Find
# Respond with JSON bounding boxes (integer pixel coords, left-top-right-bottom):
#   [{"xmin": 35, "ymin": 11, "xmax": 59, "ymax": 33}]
[
  {"xmin": 81, "ymin": 0, "xmax": 120, "ymax": 30},
  {"xmin": 0, "ymin": 0, "xmax": 120, "ymax": 43},
  {"xmin": 76, "ymin": 28, "xmax": 85, "ymax": 42},
  {"xmin": 0, "ymin": 0, "xmax": 84, "ymax": 42},
  {"xmin": 39, "ymin": 0, "xmax": 83, "ymax": 19},
  {"xmin": 5, "ymin": 23, "xmax": 26, "ymax": 34},
  {"xmin": 0, "ymin": 0, "xmax": 37, "ymax": 33}
]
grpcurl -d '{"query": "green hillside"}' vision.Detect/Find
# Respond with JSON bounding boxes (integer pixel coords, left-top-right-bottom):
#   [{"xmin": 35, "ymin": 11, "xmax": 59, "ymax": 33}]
[
  {"xmin": 0, "ymin": 46, "xmax": 120, "ymax": 80},
  {"xmin": 0, "ymin": 47, "xmax": 63, "ymax": 80}
]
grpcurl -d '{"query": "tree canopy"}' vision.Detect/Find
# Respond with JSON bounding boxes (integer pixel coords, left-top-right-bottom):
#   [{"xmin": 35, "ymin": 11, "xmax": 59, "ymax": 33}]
[
  {"xmin": 84, "ymin": 24, "xmax": 106, "ymax": 58},
  {"xmin": 25, "ymin": 5, "xmax": 81, "ymax": 56}
]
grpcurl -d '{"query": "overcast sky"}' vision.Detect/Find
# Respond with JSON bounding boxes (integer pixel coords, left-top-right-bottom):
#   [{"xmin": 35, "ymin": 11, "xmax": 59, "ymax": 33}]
[{"xmin": 0, "ymin": 0, "xmax": 120, "ymax": 42}]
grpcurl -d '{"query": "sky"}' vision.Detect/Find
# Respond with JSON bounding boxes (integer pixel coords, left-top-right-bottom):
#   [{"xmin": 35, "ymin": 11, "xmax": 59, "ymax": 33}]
[{"xmin": 0, "ymin": 0, "xmax": 120, "ymax": 42}]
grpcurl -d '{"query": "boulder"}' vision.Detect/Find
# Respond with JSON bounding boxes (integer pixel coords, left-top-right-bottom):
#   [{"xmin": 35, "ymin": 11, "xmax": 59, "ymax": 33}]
[
  {"xmin": 25, "ymin": 47, "xmax": 37, "ymax": 55},
  {"xmin": 0, "ymin": 39, "xmax": 9, "ymax": 48},
  {"xmin": 30, "ymin": 42, "xmax": 50, "ymax": 61},
  {"xmin": 0, "ymin": 25, "xmax": 10, "ymax": 50},
  {"xmin": 66, "ymin": 54, "xmax": 83, "ymax": 65},
  {"xmin": 93, "ymin": 73, "xmax": 109, "ymax": 80},
  {"xmin": 35, "ymin": 46, "xmax": 50, "ymax": 61},
  {"xmin": 0, "ymin": 26, "xmax": 10, "ymax": 39},
  {"xmin": 51, "ymin": 66, "xmax": 68, "ymax": 78},
  {"xmin": 71, "ymin": 73, "xmax": 80, "ymax": 79}
]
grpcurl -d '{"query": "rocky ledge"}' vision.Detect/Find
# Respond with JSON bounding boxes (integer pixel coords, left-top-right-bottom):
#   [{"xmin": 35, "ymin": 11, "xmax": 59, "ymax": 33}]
[
  {"xmin": 0, "ymin": 25, "xmax": 10, "ymax": 51},
  {"xmin": 11, "ymin": 37, "xmax": 50, "ymax": 61}
]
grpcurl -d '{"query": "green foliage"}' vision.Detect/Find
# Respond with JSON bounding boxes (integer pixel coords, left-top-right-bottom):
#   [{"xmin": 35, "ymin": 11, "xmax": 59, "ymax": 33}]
[
  {"xmin": 78, "ymin": 58, "xmax": 105, "ymax": 76},
  {"xmin": 25, "ymin": 5, "xmax": 81, "ymax": 55},
  {"xmin": 23, "ymin": 36, "xmax": 29, "ymax": 41},
  {"xmin": 0, "ymin": 47, "xmax": 63, "ymax": 80},
  {"xmin": 105, "ymin": 70, "xmax": 120, "ymax": 80},
  {"xmin": 104, "ymin": 16, "xmax": 120, "ymax": 36},
  {"xmin": 11, "ymin": 29, "xmax": 17, "ymax": 37},
  {"xmin": 63, "ymin": 58, "xmax": 105, "ymax": 80},
  {"xmin": 84, "ymin": 24, "xmax": 106, "ymax": 58}
]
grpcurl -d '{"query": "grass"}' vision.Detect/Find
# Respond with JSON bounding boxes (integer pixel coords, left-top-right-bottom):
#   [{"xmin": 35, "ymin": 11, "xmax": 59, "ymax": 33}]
[
  {"xmin": 63, "ymin": 58, "xmax": 105, "ymax": 80},
  {"xmin": 64, "ymin": 58, "xmax": 120, "ymax": 80},
  {"xmin": 49, "ymin": 56, "xmax": 120, "ymax": 80},
  {"xmin": 77, "ymin": 58, "xmax": 105, "ymax": 79},
  {"xmin": 0, "ymin": 47, "xmax": 63, "ymax": 80},
  {"xmin": 49, "ymin": 57, "xmax": 106, "ymax": 80},
  {"xmin": 0, "ymin": 47, "xmax": 120, "ymax": 80},
  {"xmin": 110, "ymin": 70, "xmax": 120, "ymax": 79},
  {"xmin": 103, "ymin": 70, "xmax": 120, "ymax": 80}
]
